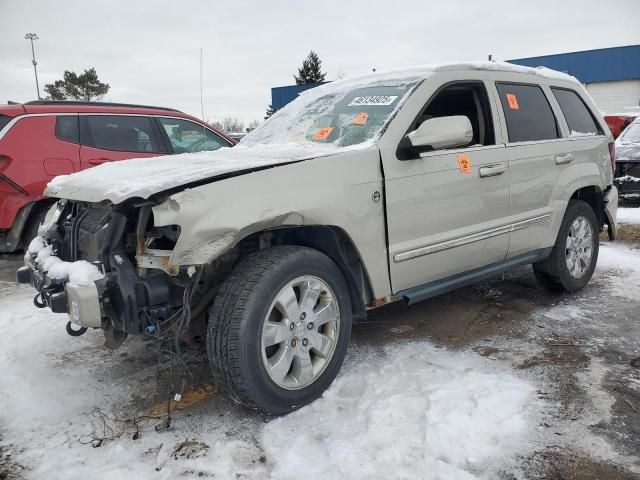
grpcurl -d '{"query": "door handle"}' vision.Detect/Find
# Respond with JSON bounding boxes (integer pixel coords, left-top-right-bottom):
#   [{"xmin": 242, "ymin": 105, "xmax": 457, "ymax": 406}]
[
  {"xmin": 555, "ymin": 153, "xmax": 574, "ymax": 165},
  {"xmin": 479, "ymin": 164, "xmax": 506, "ymax": 178}
]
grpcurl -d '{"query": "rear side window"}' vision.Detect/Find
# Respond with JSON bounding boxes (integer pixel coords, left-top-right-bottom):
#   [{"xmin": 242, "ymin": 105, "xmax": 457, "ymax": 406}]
[
  {"xmin": 0, "ymin": 115, "xmax": 11, "ymax": 132},
  {"xmin": 55, "ymin": 116, "xmax": 79, "ymax": 143},
  {"xmin": 496, "ymin": 83, "xmax": 559, "ymax": 143},
  {"xmin": 551, "ymin": 88, "xmax": 602, "ymax": 136},
  {"xmin": 80, "ymin": 115, "xmax": 166, "ymax": 153}
]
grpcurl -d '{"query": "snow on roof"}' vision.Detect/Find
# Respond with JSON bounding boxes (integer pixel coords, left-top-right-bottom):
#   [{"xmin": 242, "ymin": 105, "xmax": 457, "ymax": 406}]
[{"xmin": 292, "ymin": 61, "xmax": 579, "ymax": 94}]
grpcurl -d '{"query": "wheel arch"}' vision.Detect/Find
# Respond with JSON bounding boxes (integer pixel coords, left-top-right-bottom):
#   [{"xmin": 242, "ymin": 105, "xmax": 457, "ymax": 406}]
[
  {"xmin": 235, "ymin": 225, "xmax": 374, "ymax": 322},
  {"xmin": 569, "ymin": 184, "xmax": 604, "ymax": 229}
]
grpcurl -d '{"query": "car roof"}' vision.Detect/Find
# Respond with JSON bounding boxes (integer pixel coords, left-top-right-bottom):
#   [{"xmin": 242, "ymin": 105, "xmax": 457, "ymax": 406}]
[
  {"xmin": 22, "ymin": 100, "xmax": 185, "ymax": 116},
  {"xmin": 0, "ymin": 101, "xmax": 237, "ymax": 144}
]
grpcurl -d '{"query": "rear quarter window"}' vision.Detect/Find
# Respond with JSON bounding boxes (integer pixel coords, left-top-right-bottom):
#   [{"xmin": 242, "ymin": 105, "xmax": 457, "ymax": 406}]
[
  {"xmin": 55, "ymin": 116, "xmax": 79, "ymax": 143},
  {"xmin": 551, "ymin": 88, "xmax": 602, "ymax": 136},
  {"xmin": 0, "ymin": 115, "xmax": 11, "ymax": 132},
  {"xmin": 496, "ymin": 83, "xmax": 559, "ymax": 143}
]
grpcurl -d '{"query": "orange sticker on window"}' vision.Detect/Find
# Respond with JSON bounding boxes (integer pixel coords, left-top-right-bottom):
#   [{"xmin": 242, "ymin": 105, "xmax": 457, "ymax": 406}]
[
  {"xmin": 313, "ymin": 127, "xmax": 335, "ymax": 140},
  {"xmin": 506, "ymin": 93, "xmax": 519, "ymax": 110},
  {"xmin": 353, "ymin": 112, "xmax": 368, "ymax": 125},
  {"xmin": 457, "ymin": 154, "xmax": 472, "ymax": 173}
]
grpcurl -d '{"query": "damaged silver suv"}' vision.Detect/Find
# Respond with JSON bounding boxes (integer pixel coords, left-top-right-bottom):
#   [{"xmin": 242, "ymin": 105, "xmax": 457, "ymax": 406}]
[{"xmin": 18, "ymin": 62, "xmax": 618, "ymax": 414}]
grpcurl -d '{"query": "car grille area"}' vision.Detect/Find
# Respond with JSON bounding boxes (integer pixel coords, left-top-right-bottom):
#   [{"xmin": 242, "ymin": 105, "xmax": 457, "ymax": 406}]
[{"xmin": 61, "ymin": 202, "xmax": 112, "ymax": 262}]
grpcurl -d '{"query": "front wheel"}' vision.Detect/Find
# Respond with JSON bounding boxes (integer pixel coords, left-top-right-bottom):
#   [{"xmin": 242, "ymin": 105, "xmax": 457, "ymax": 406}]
[
  {"xmin": 533, "ymin": 199, "xmax": 599, "ymax": 292},
  {"xmin": 207, "ymin": 246, "xmax": 352, "ymax": 415}
]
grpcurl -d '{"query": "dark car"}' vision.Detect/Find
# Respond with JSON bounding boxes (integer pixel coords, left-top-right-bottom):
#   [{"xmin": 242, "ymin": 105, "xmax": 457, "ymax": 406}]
[
  {"xmin": 0, "ymin": 101, "xmax": 235, "ymax": 252},
  {"xmin": 614, "ymin": 117, "xmax": 640, "ymax": 197}
]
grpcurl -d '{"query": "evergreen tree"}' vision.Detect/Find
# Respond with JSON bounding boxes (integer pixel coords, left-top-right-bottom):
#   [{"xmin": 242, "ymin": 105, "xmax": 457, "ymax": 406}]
[
  {"xmin": 44, "ymin": 68, "xmax": 110, "ymax": 101},
  {"xmin": 294, "ymin": 51, "xmax": 326, "ymax": 85},
  {"xmin": 264, "ymin": 104, "xmax": 277, "ymax": 120}
]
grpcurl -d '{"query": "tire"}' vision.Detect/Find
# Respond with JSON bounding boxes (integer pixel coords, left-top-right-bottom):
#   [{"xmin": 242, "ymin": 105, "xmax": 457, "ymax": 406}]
[
  {"xmin": 206, "ymin": 246, "xmax": 352, "ymax": 415},
  {"xmin": 533, "ymin": 199, "xmax": 599, "ymax": 292},
  {"xmin": 20, "ymin": 203, "xmax": 50, "ymax": 250}
]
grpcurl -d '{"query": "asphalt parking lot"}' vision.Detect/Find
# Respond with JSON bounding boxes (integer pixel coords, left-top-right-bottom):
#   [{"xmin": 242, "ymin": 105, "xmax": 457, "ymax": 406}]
[{"xmin": 1, "ymin": 213, "xmax": 639, "ymax": 479}]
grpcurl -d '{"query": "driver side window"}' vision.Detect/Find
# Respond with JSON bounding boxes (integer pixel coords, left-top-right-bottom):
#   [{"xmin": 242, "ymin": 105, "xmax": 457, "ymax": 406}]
[
  {"xmin": 400, "ymin": 82, "xmax": 495, "ymax": 159},
  {"xmin": 158, "ymin": 117, "xmax": 229, "ymax": 153}
]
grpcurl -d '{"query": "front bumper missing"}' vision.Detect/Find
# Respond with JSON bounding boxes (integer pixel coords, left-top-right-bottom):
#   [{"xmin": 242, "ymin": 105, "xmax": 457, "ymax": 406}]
[{"xmin": 16, "ymin": 263, "xmax": 103, "ymax": 329}]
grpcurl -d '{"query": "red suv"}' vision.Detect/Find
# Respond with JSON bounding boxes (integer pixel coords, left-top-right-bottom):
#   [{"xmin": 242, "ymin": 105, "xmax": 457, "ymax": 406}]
[{"xmin": 0, "ymin": 101, "xmax": 235, "ymax": 252}]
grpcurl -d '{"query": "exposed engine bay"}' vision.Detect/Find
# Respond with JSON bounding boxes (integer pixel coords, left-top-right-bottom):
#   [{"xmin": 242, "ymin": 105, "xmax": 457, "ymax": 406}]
[{"xmin": 18, "ymin": 199, "xmax": 231, "ymax": 349}]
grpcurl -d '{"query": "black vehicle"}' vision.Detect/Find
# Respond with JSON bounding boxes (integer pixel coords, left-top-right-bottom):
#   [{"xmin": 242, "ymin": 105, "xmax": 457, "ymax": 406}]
[{"xmin": 615, "ymin": 117, "xmax": 640, "ymax": 197}]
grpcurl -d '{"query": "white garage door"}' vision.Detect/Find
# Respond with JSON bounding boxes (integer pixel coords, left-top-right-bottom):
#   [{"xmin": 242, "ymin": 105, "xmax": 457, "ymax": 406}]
[{"xmin": 585, "ymin": 80, "xmax": 640, "ymax": 113}]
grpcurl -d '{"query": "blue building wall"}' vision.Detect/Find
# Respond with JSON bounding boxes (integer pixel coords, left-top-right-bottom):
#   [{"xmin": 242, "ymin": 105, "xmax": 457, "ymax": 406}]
[
  {"xmin": 271, "ymin": 46, "xmax": 640, "ymax": 110},
  {"xmin": 508, "ymin": 45, "xmax": 640, "ymax": 84},
  {"xmin": 271, "ymin": 82, "xmax": 326, "ymax": 110}
]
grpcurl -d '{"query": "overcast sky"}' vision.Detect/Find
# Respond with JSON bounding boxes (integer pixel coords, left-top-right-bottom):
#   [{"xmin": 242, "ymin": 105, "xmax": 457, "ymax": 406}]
[{"xmin": 1, "ymin": 0, "xmax": 639, "ymax": 125}]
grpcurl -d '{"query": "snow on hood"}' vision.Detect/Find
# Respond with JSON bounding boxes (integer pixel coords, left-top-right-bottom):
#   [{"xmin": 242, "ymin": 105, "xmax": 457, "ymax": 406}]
[{"xmin": 45, "ymin": 143, "xmax": 352, "ymax": 204}]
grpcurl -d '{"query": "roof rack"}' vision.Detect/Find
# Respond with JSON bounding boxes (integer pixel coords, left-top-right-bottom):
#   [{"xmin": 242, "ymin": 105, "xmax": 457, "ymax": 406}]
[{"xmin": 24, "ymin": 100, "xmax": 182, "ymax": 112}]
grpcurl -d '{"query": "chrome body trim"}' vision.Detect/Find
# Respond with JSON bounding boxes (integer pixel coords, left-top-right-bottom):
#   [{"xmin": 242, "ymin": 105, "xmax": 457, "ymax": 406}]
[{"xmin": 393, "ymin": 213, "xmax": 552, "ymax": 263}]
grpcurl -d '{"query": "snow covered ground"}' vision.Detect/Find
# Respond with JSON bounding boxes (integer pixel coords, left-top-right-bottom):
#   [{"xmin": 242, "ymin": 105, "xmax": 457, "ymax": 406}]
[
  {"xmin": 618, "ymin": 207, "xmax": 640, "ymax": 225},
  {"xmin": 1, "ymin": 209, "xmax": 639, "ymax": 479},
  {"xmin": 0, "ymin": 284, "xmax": 542, "ymax": 480}
]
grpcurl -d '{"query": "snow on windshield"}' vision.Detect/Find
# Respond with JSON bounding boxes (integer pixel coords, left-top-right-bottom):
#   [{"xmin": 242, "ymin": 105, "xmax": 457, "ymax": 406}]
[{"xmin": 242, "ymin": 76, "xmax": 423, "ymax": 149}]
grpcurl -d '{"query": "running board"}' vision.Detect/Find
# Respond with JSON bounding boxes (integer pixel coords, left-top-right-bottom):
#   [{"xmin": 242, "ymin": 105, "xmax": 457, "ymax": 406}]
[{"xmin": 398, "ymin": 248, "xmax": 552, "ymax": 305}]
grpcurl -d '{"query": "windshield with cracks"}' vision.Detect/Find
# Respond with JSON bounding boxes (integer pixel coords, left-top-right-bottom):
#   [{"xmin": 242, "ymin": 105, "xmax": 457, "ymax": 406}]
[{"xmin": 242, "ymin": 80, "xmax": 420, "ymax": 149}]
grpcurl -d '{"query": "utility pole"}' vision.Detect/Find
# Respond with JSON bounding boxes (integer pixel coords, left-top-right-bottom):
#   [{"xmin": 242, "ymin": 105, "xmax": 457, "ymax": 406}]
[{"xmin": 25, "ymin": 33, "xmax": 41, "ymax": 100}]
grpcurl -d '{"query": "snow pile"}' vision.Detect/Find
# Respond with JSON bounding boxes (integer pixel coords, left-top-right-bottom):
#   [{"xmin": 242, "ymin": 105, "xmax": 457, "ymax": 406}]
[
  {"xmin": 27, "ymin": 237, "xmax": 104, "ymax": 286},
  {"xmin": 262, "ymin": 343, "xmax": 539, "ymax": 480},
  {"xmin": 616, "ymin": 175, "xmax": 640, "ymax": 183},
  {"xmin": 597, "ymin": 243, "xmax": 640, "ymax": 299},
  {"xmin": 26, "ymin": 235, "xmax": 46, "ymax": 254},
  {"xmin": 617, "ymin": 207, "xmax": 640, "ymax": 224}
]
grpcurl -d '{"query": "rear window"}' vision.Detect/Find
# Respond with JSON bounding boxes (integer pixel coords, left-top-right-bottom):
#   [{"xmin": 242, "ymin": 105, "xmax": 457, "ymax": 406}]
[
  {"xmin": 80, "ymin": 115, "xmax": 166, "ymax": 153},
  {"xmin": 496, "ymin": 83, "xmax": 559, "ymax": 143},
  {"xmin": 0, "ymin": 115, "xmax": 11, "ymax": 132},
  {"xmin": 55, "ymin": 116, "xmax": 79, "ymax": 143},
  {"xmin": 551, "ymin": 88, "xmax": 602, "ymax": 136}
]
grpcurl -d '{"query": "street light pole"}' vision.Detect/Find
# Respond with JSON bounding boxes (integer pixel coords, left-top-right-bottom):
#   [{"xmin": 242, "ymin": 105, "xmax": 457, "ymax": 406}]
[{"xmin": 24, "ymin": 33, "xmax": 41, "ymax": 100}]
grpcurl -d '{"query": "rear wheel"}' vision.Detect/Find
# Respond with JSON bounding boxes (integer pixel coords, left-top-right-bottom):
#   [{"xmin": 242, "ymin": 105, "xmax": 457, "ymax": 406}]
[
  {"xmin": 207, "ymin": 246, "xmax": 352, "ymax": 415},
  {"xmin": 533, "ymin": 199, "xmax": 599, "ymax": 292}
]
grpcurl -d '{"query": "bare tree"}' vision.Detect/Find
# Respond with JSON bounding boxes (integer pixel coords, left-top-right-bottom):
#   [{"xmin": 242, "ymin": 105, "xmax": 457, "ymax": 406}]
[
  {"xmin": 208, "ymin": 117, "xmax": 245, "ymax": 133},
  {"xmin": 208, "ymin": 119, "xmax": 224, "ymax": 131},
  {"xmin": 248, "ymin": 119, "xmax": 261, "ymax": 131}
]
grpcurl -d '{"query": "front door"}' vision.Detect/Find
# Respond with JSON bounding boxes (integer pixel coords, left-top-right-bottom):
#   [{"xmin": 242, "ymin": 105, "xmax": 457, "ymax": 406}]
[
  {"xmin": 79, "ymin": 115, "xmax": 167, "ymax": 170},
  {"xmin": 383, "ymin": 81, "xmax": 510, "ymax": 293}
]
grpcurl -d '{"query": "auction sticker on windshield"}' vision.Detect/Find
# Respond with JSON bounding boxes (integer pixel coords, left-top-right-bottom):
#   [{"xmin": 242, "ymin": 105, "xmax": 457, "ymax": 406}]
[{"xmin": 348, "ymin": 95, "xmax": 398, "ymax": 106}]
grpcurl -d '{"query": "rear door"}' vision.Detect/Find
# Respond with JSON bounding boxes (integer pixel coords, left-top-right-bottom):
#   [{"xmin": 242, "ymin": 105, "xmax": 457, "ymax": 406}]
[
  {"xmin": 550, "ymin": 87, "xmax": 611, "ymax": 187},
  {"xmin": 492, "ymin": 82, "xmax": 575, "ymax": 258},
  {"xmin": 43, "ymin": 115, "xmax": 81, "ymax": 176},
  {"xmin": 383, "ymin": 79, "xmax": 510, "ymax": 293},
  {"xmin": 79, "ymin": 115, "xmax": 167, "ymax": 169}
]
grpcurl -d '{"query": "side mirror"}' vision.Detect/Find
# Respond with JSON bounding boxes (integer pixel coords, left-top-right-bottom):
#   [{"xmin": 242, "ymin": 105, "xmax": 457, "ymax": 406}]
[{"xmin": 406, "ymin": 116, "xmax": 473, "ymax": 150}]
